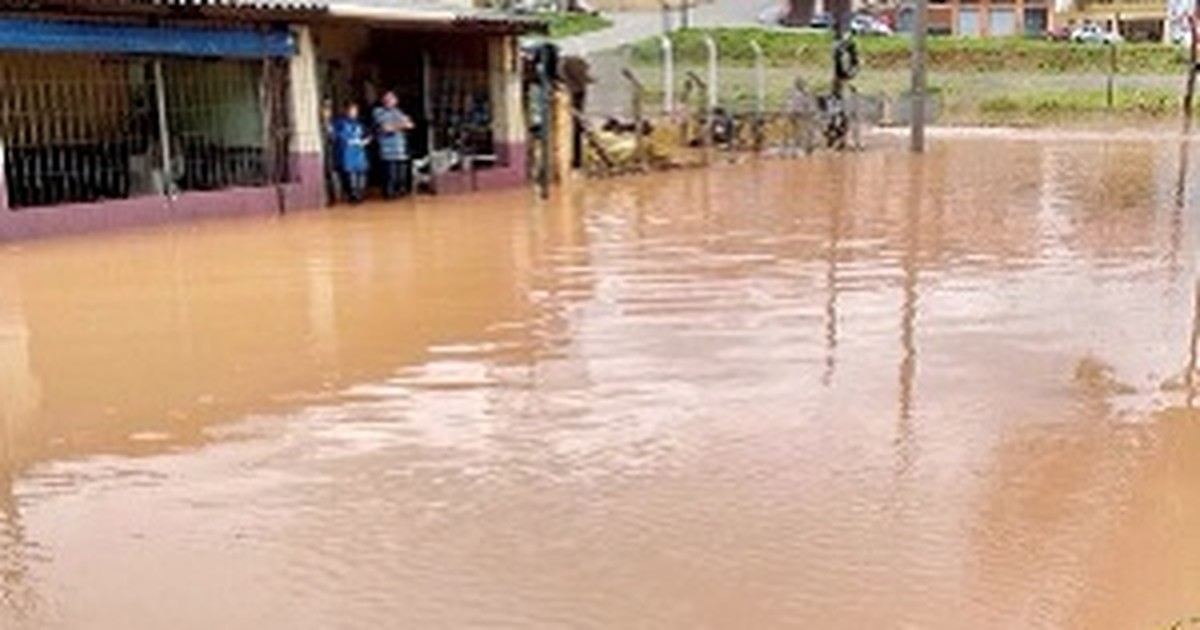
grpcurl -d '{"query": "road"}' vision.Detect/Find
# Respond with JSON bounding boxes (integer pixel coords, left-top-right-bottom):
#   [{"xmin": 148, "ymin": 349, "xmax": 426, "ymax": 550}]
[{"xmin": 558, "ymin": 0, "xmax": 780, "ymax": 55}]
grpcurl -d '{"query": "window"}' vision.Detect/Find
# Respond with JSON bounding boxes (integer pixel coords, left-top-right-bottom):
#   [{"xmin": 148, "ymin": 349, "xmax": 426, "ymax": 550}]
[
  {"xmin": 0, "ymin": 53, "xmax": 291, "ymax": 210},
  {"xmin": 957, "ymin": 7, "xmax": 981, "ymax": 36},
  {"xmin": 989, "ymin": 7, "xmax": 1017, "ymax": 36}
]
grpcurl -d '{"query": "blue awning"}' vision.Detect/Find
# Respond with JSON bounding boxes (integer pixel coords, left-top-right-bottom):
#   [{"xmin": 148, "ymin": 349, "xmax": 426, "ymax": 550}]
[{"xmin": 0, "ymin": 19, "xmax": 295, "ymax": 58}]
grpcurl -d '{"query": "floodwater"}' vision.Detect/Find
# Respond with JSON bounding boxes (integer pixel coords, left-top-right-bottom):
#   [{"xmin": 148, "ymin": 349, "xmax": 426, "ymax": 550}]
[{"xmin": 1, "ymin": 131, "xmax": 1199, "ymax": 630}]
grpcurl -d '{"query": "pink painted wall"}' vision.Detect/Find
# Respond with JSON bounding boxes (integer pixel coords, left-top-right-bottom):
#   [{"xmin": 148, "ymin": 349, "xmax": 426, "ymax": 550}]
[
  {"xmin": 0, "ymin": 151, "xmax": 324, "ymax": 243},
  {"xmin": 433, "ymin": 142, "xmax": 528, "ymax": 196}
]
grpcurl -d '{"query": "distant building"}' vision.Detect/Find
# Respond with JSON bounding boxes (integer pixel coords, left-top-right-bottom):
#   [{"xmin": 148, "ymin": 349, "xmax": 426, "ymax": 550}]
[
  {"xmin": 1056, "ymin": 0, "xmax": 1177, "ymax": 41},
  {"xmin": 893, "ymin": 0, "xmax": 1054, "ymax": 36},
  {"xmin": 785, "ymin": 0, "xmax": 1044, "ymax": 36}
]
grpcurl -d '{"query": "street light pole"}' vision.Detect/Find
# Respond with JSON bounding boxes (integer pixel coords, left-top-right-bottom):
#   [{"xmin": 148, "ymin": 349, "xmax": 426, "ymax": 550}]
[{"xmin": 910, "ymin": 0, "xmax": 929, "ymax": 153}]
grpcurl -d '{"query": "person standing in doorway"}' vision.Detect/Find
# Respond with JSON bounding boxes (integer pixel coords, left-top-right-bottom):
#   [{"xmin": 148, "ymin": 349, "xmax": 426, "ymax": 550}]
[
  {"xmin": 333, "ymin": 102, "xmax": 371, "ymax": 204},
  {"xmin": 373, "ymin": 91, "xmax": 415, "ymax": 200},
  {"xmin": 321, "ymin": 98, "xmax": 344, "ymax": 204}
]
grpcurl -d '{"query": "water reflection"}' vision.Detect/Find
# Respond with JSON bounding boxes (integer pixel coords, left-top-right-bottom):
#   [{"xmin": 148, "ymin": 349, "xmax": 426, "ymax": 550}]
[
  {"xmin": 822, "ymin": 163, "xmax": 844, "ymax": 387},
  {"xmin": 0, "ymin": 265, "xmax": 36, "ymax": 618},
  {"xmin": 0, "ymin": 132, "xmax": 1198, "ymax": 629},
  {"xmin": 896, "ymin": 156, "xmax": 922, "ymax": 474}
]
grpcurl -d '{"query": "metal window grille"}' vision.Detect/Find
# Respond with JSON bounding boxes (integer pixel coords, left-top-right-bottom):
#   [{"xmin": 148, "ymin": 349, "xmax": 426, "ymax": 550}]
[
  {"xmin": 430, "ymin": 65, "xmax": 494, "ymax": 158},
  {"xmin": 1, "ymin": 52, "xmax": 293, "ymax": 211}
]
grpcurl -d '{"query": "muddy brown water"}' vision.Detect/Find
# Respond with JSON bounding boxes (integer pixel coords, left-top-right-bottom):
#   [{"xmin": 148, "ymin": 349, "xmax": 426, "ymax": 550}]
[{"xmin": 1, "ymin": 131, "xmax": 1199, "ymax": 630}]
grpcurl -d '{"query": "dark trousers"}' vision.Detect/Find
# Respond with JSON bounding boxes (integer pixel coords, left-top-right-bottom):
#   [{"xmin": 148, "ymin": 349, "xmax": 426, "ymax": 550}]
[
  {"xmin": 325, "ymin": 161, "xmax": 343, "ymax": 204},
  {"xmin": 382, "ymin": 159, "xmax": 410, "ymax": 200},
  {"xmin": 342, "ymin": 171, "xmax": 367, "ymax": 203}
]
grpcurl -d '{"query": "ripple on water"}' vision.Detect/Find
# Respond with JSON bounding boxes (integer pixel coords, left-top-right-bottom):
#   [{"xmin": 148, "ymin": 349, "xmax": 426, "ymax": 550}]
[{"xmin": 2, "ymin": 136, "xmax": 1200, "ymax": 629}]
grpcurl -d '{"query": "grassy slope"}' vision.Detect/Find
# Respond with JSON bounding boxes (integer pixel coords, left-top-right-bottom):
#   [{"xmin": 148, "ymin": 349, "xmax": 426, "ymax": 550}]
[
  {"xmin": 623, "ymin": 28, "xmax": 1193, "ymax": 121},
  {"xmin": 543, "ymin": 12, "xmax": 615, "ymax": 39},
  {"xmin": 630, "ymin": 28, "xmax": 1191, "ymax": 75}
]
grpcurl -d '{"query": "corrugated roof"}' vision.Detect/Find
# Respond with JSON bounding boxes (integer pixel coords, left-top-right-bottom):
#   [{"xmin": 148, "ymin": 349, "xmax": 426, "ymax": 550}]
[
  {"xmin": 324, "ymin": 0, "xmax": 546, "ymax": 30},
  {"xmin": 50, "ymin": 0, "xmax": 330, "ymax": 12},
  {"xmin": 144, "ymin": 0, "xmax": 328, "ymax": 8},
  {"xmin": 18, "ymin": 0, "xmax": 542, "ymax": 30}
]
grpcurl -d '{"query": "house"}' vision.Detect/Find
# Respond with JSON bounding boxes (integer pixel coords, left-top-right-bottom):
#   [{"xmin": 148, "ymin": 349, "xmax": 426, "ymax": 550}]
[
  {"xmin": 313, "ymin": 0, "xmax": 538, "ymax": 195},
  {"xmin": 1055, "ymin": 0, "xmax": 1186, "ymax": 42},
  {"xmin": 0, "ymin": 0, "xmax": 541, "ymax": 242}
]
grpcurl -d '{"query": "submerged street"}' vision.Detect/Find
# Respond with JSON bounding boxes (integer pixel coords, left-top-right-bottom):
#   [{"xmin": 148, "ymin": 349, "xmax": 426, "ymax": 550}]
[{"xmin": 1, "ymin": 131, "xmax": 1199, "ymax": 629}]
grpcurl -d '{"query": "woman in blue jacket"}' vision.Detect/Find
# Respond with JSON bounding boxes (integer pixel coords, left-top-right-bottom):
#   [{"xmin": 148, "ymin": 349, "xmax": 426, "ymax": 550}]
[{"xmin": 333, "ymin": 102, "xmax": 371, "ymax": 203}]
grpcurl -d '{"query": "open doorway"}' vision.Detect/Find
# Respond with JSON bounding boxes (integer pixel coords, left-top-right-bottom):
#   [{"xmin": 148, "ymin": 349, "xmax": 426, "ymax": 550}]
[{"xmin": 314, "ymin": 22, "xmax": 512, "ymax": 198}]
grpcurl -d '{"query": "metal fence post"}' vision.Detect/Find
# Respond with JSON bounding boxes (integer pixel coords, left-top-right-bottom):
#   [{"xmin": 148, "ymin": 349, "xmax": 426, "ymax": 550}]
[
  {"xmin": 910, "ymin": 0, "xmax": 929, "ymax": 153},
  {"xmin": 685, "ymin": 71, "xmax": 713, "ymax": 162},
  {"xmin": 751, "ymin": 39, "xmax": 765, "ymax": 150},
  {"xmin": 1107, "ymin": 40, "xmax": 1117, "ymax": 110},
  {"xmin": 152, "ymin": 59, "xmax": 174, "ymax": 197},
  {"xmin": 660, "ymin": 35, "xmax": 675, "ymax": 116},
  {"xmin": 622, "ymin": 69, "xmax": 648, "ymax": 171},
  {"xmin": 704, "ymin": 34, "xmax": 718, "ymax": 112}
]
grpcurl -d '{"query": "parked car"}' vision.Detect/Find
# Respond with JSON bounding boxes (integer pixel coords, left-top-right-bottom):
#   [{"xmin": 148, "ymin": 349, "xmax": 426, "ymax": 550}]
[
  {"xmin": 809, "ymin": 12, "xmax": 834, "ymax": 29},
  {"xmin": 1071, "ymin": 24, "xmax": 1122, "ymax": 45},
  {"xmin": 851, "ymin": 14, "xmax": 893, "ymax": 36},
  {"xmin": 1170, "ymin": 22, "xmax": 1194, "ymax": 48}
]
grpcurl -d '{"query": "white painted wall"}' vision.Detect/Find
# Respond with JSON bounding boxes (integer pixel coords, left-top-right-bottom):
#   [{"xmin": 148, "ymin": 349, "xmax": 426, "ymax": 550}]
[
  {"xmin": 489, "ymin": 35, "xmax": 527, "ymax": 147},
  {"xmin": 290, "ymin": 25, "xmax": 323, "ymax": 156}
]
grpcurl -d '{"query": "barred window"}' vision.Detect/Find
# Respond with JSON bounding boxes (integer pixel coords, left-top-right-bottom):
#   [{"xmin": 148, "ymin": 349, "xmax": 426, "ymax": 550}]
[{"xmin": 0, "ymin": 53, "xmax": 292, "ymax": 211}]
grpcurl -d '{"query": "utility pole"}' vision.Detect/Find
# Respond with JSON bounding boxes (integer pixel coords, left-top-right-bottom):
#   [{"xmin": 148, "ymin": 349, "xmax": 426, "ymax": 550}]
[
  {"xmin": 910, "ymin": 0, "xmax": 929, "ymax": 152},
  {"xmin": 1186, "ymin": 13, "xmax": 1199, "ymax": 128},
  {"xmin": 827, "ymin": 0, "xmax": 855, "ymax": 150},
  {"xmin": 832, "ymin": 0, "xmax": 848, "ymax": 86}
]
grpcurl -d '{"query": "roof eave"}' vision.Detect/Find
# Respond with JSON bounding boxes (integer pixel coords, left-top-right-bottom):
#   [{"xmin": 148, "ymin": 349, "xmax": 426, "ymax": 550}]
[
  {"xmin": 321, "ymin": 4, "xmax": 547, "ymax": 34},
  {"xmin": 3, "ymin": 0, "xmax": 328, "ymax": 19}
]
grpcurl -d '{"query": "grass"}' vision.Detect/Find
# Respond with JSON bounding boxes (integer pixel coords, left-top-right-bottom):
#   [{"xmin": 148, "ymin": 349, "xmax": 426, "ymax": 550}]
[
  {"xmin": 616, "ymin": 61, "xmax": 1189, "ymax": 125},
  {"xmin": 607, "ymin": 27, "xmax": 1194, "ymax": 125},
  {"xmin": 541, "ymin": 11, "xmax": 614, "ymax": 39},
  {"xmin": 977, "ymin": 88, "xmax": 1181, "ymax": 120},
  {"xmin": 628, "ymin": 27, "xmax": 1193, "ymax": 75}
]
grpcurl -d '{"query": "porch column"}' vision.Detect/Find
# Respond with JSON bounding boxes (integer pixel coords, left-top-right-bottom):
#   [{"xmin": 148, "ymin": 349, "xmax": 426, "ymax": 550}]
[
  {"xmin": 489, "ymin": 35, "xmax": 527, "ymax": 169},
  {"xmin": 288, "ymin": 24, "xmax": 325, "ymax": 209}
]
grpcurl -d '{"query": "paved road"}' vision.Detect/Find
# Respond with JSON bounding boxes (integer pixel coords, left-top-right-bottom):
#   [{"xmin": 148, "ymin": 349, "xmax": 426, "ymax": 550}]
[
  {"xmin": 558, "ymin": 0, "xmax": 781, "ymax": 55},
  {"xmin": 555, "ymin": 0, "xmax": 784, "ymax": 117}
]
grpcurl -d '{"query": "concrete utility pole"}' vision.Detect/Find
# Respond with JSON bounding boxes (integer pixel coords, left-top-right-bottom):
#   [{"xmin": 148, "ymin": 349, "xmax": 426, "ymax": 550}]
[
  {"xmin": 1186, "ymin": 13, "xmax": 1199, "ymax": 127},
  {"xmin": 831, "ymin": 0, "xmax": 848, "ymax": 99},
  {"xmin": 910, "ymin": 0, "xmax": 929, "ymax": 152}
]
